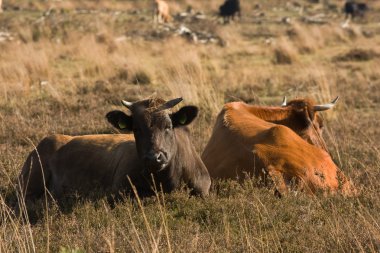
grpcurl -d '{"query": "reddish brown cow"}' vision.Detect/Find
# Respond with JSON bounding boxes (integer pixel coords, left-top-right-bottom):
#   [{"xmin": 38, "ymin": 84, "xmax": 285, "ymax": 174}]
[{"xmin": 202, "ymin": 97, "xmax": 354, "ymax": 195}]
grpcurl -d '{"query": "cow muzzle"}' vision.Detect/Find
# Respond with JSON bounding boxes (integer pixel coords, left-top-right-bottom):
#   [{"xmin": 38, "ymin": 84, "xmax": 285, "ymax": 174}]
[{"xmin": 143, "ymin": 150, "xmax": 168, "ymax": 171}]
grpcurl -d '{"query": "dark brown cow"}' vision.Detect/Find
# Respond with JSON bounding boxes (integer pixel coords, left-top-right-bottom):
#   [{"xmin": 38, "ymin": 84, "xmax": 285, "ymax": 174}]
[
  {"xmin": 19, "ymin": 97, "xmax": 211, "ymax": 205},
  {"xmin": 202, "ymin": 97, "xmax": 354, "ymax": 195}
]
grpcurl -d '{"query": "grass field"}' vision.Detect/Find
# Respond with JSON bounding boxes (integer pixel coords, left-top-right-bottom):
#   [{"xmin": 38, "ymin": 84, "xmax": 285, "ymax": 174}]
[{"xmin": 0, "ymin": 0, "xmax": 380, "ymax": 252}]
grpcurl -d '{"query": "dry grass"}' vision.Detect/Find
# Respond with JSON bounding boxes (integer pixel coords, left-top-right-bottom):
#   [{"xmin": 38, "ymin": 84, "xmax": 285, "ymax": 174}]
[
  {"xmin": 272, "ymin": 37, "xmax": 299, "ymax": 64},
  {"xmin": 0, "ymin": 0, "xmax": 380, "ymax": 252}
]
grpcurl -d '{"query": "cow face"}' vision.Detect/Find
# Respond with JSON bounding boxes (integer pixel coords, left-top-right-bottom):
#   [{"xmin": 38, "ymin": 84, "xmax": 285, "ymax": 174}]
[
  {"xmin": 285, "ymin": 99, "xmax": 325, "ymax": 148},
  {"xmin": 106, "ymin": 98, "xmax": 198, "ymax": 172},
  {"xmin": 282, "ymin": 97, "xmax": 338, "ymax": 150}
]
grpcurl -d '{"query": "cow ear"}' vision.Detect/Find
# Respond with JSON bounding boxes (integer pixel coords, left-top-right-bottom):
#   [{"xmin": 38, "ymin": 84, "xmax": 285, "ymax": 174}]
[
  {"xmin": 171, "ymin": 106, "xmax": 198, "ymax": 127},
  {"xmin": 106, "ymin": 110, "xmax": 133, "ymax": 131}
]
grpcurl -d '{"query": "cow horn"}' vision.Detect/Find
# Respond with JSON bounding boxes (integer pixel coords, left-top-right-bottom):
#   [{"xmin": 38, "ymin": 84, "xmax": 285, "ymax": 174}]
[
  {"xmin": 281, "ymin": 96, "xmax": 287, "ymax": 107},
  {"xmin": 314, "ymin": 96, "xmax": 339, "ymax": 111},
  {"xmin": 121, "ymin": 100, "xmax": 133, "ymax": 109},
  {"xmin": 158, "ymin": 97, "xmax": 183, "ymax": 111}
]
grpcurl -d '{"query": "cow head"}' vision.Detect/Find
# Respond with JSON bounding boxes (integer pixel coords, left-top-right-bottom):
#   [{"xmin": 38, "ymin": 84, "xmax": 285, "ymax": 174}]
[
  {"xmin": 280, "ymin": 96, "xmax": 339, "ymax": 150},
  {"xmin": 106, "ymin": 97, "xmax": 198, "ymax": 172}
]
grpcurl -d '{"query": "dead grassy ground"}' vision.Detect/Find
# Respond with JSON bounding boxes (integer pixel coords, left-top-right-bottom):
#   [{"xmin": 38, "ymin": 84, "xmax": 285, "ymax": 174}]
[{"xmin": 0, "ymin": 0, "xmax": 379, "ymax": 252}]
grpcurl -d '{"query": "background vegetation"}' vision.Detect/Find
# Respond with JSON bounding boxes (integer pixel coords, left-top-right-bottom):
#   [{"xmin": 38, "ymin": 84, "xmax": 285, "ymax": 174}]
[{"xmin": 0, "ymin": 0, "xmax": 379, "ymax": 252}]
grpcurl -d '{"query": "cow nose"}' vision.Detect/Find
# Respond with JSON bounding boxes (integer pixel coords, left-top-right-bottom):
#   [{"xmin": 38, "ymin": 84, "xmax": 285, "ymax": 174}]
[
  {"xmin": 156, "ymin": 152, "xmax": 164, "ymax": 163},
  {"xmin": 144, "ymin": 151, "xmax": 166, "ymax": 165}
]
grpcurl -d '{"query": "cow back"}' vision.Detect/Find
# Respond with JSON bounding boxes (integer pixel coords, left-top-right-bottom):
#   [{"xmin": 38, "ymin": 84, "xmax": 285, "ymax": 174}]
[{"xmin": 49, "ymin": 134, "xmax": 139, "ymax": 197}]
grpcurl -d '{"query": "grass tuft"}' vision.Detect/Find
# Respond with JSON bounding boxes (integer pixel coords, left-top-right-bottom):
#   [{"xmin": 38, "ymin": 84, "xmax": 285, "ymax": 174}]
[
  {"xmin": 272, "ymin": 37, "xmax": 299, "ymax": 65},
  {"xmin": 132, "ymin": 70, "xmax": 151, "ymax": 85},
  {"xmin": 333, "ymin": 48, "xmax": 380, "ymax": 62}
]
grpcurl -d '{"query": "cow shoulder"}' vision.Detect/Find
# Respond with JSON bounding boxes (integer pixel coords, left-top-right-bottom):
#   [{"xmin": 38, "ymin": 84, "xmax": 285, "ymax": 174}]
[
  {"xmin": 222, "ymin": 103, "xmax": 275, "ymax": 139},
  {"xmin": 52, "ymin": 134, "xmax": 135, "ymax": 165},
  {"xmin": 173, "ymin": 129, "xmax": 211, "ymax": 196}
]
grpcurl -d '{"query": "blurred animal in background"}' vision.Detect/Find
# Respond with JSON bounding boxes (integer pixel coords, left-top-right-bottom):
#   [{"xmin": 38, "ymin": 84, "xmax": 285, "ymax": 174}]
[
  {"xmin": 344, "ymin": 1, "xmax": 368, "ymax": 19},
  {"xmin": 154, "ymin": 0, "xmax": 171, "ymax": 23},
  {"xmin": 219, "ymin": 0, "xmax": 241, "ymax": 23}
]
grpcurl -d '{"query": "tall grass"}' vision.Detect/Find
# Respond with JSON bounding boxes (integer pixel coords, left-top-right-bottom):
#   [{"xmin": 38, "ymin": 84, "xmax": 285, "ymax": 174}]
[{"xmin": 0, "ymin": 0, "xmax": 379, "ymax": 252}]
